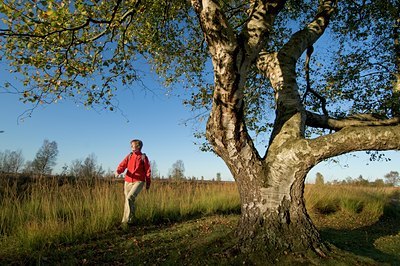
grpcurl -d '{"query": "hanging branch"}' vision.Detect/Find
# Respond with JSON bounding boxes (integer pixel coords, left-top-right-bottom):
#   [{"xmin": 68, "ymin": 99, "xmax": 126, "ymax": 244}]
[{"xmin": 302, "ymin": 45, "xmax": 328, "ymax": 116}]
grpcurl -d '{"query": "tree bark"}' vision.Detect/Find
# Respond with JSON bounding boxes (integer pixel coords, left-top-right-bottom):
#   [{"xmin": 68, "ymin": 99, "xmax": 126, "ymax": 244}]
[
  {"xmin": 192, "ymin": 0, "xmax": 400, "ymax": 258},
  {"xmin": 232, "ymin": 148, "xmax": 325, "ymax": 255}
]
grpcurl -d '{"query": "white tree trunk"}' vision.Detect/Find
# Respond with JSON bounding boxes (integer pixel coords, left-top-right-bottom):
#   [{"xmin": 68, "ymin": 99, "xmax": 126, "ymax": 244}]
[{"xmin": 192, "ymin": 0, "xmax": 400, "ymax": 256}]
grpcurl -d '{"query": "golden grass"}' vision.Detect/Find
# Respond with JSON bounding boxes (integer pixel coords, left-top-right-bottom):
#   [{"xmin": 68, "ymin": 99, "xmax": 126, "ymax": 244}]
[
  {"xmin": 1, "ymin": 178, "xmax": 398, "ymax": 260},
  {"xmin": 0, "ymin": 179, "xmax": 240, "ymax": 256},
  {"xmin": 305, "ymin": 184, "xmax": 398, "ymax": 229}
]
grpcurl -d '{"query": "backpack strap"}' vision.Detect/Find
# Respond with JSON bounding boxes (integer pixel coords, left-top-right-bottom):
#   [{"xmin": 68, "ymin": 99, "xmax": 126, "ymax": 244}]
[{"xmin": 128, "ymin": 152, "xmax": 146, "ymax": 163}]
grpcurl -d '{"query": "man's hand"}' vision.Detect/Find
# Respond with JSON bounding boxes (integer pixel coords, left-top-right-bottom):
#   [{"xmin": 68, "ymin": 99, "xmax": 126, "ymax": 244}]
[{"xmin": 114, "ymin": 172, "xmax": 119, "ymax": 178}]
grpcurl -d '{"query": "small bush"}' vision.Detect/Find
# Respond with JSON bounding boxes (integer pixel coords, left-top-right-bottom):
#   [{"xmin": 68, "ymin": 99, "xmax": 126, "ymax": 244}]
[
  {"xmin": 382, "ymin": 199, "xmax": 400, "ymax": 219},
  {"xmin": 313, "ymin": 199, "xmax": 340, "ymax": 215},
  {"xmin": 341, "ymin": 198, "xmax": 364, "ymax": 214}
]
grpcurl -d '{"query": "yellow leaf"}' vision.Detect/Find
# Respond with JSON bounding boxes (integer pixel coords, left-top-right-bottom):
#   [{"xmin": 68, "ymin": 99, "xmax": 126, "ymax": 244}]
[{"xmin": 46, "ymin": 10, "xmax": 54, "ymax": 17}]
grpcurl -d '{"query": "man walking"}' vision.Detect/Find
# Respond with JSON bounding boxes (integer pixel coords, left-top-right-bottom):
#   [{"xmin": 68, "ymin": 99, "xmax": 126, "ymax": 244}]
[{"xmin": 115, "ymin": 139, "xmax": 151, "ymax": 226}]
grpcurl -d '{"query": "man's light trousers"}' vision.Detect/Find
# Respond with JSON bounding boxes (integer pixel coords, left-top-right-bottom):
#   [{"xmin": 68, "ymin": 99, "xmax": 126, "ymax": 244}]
[{"xmin": 122, "ymin": 181, "xmax": 144, "ymax": 224}]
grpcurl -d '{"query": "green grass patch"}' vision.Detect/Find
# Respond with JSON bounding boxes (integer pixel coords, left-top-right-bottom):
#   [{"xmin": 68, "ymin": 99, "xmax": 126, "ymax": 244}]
[
  {"xmin": 0, "ymin": 179, "xmax": 240, "ymax": 260},
  {"xmin": 1, "ymin": 214, "xmax": 391, "ymax": 266},
  {"xmin": 1, "ymin": 178, "xmax": 399, "ymax": 265},
  {"xmin": 134, "ymin": 181, "xmax": 240, "ymax": 224},
  {"xmin": 305, "ymin": 185, "xmax": 395, "ymax": 229},
  {"xmin": 308, "ymin": 185, "xmax": 400, "ymax": 265}
]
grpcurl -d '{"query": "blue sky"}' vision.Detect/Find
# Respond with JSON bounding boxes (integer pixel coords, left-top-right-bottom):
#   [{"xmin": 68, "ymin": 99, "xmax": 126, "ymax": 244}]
[
  {"xmin": 0, "ymin": 60, "xmax": 234, "ymax": 180},
  {"xmin": 0, "ymin": 60, "xmax": 399, "ymax": 182}
]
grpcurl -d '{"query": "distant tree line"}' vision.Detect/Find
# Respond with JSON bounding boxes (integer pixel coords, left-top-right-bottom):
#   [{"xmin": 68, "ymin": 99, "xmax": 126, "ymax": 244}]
[
  {"xmin": 1, "ymin": 141, "xmax": 225, "ymax": 181},
  {"xmin": 314, "ymin": 171, "xmax": 400, "ymax": 187},
  {"xmin": 0, "ymin": 139, "xmax": 105, "ymax": 180},
  {"xmin": 61, "ymin": 153, "xmax": 105, "ymax": 180},
  {"xmin": 3, "ymin": 141, "xmax": 397, "ymax": 185},
  {"xmin": 0, "ymin": 139, "xmax": 58, "ymax": 177},
  {"xmin": 142, "ymin": 160, "xmax": 226, "ymax": 181}
]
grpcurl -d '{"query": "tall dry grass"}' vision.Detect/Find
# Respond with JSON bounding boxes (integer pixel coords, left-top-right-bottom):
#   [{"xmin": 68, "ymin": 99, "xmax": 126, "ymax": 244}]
[
  {"xmin": 136, "ymin": 181, "xmax": 240, "ymax": 223},
  {"xmin": 1, "ymin": 178, "xmax": 398, "ymax": 258},
  {"xmin": 0, "ymin": 179, "xmax": 121, "ymax": 255},
  {"xmin": 0, "ymin": 179, "xmax": 240, "ymax": 257},
  {"xmin": 305, "ymin": 184, "xmax": 399, "ymax": 228}
]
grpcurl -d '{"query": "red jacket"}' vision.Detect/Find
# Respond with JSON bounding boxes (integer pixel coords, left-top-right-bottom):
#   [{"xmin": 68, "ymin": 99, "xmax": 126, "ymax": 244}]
[{"xmin": 117, "ymin": 151, "xmax": 151, "ymax": 185}]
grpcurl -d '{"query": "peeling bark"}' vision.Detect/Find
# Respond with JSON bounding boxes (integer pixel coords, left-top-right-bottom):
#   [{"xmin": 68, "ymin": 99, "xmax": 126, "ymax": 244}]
[
  {"xmin": 191, "ymin": 0, "xmax": 400, "ymax": 258},
  {"xmin": 228, "ymin": 139, "xmax": 326, "ymax": 254}
]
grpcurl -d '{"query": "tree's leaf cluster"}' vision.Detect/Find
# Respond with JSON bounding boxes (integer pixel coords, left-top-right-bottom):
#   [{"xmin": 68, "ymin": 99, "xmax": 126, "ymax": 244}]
[
  {"xmin": 317, "ymin": 0, "xmax": 399, "ymax": 117},
  {"xmin": 0, "ymin": 0, "xmax": 398, "ymax": 144}
]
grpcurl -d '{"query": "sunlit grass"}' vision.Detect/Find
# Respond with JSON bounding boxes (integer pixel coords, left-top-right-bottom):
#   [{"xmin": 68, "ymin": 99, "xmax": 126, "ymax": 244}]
[
  {"xmin": 374, "ymin": 232, "xmax": 400, "ymax": 256},
  {"xmin": 1, "ymin": 177, "xmax": 399, "ymax": 263},
  {"xmin": 0, "ymin": 179, "xmax": 121, "ymax": 256},
  {"xmin": 305, "ymin": 185, "xmax": 397, "ymax": 228},
  {"xmin": 0, "ymin": 179, "xmax": 240, "ymax": 257},
  {"xmin": 135, "ymin": 181, "xmax": 240, "ymax": 223}
]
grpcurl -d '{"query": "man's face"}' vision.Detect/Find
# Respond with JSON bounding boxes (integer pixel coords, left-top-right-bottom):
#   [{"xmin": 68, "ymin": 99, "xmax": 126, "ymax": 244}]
[{"xmin": 131, "ymin": 142, "xmax": 139, "ymax": 151}]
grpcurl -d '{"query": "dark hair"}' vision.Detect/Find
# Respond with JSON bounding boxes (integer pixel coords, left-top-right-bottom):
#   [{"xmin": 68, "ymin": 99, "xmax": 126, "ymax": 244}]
[{"xmin": 130, "ymin": 139, "xmax": 143, "ymax": 149}]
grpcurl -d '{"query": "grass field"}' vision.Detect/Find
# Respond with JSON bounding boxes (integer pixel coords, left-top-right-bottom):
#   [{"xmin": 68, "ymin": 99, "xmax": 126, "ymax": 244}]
[{"xmin": 0, "ymin": 178, "xmax": 399, "ymax": 265}]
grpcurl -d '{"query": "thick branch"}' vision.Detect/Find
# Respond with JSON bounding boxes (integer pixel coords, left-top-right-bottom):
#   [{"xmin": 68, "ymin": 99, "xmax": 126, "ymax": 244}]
[
  {"xmin": 256, "ymin": 0, "xmax": 337, "ymax": 149},
  {"xmin": 257, "ymin": 0, "xmax": 336, "ymax": 89},
  {"xmin": 309, "ymin": 124, "xmax": 400, "ymax": 164},
  {"xmin": 191, "ymin": 0, "xmax": 262, "ymax": 173},
  {"xmin": 280, "ymin": 0, "xmax": 336, "ymax": 63},
  {"xmin": 306, "ymin": 111, "xmax": 400, "ymax": 130},
  {"xmin": 241, "ymin": 0, "xmax": 287, "ymax": 66},
  {"xmin": 191, "ymin": 0, "xmax": 237, "ymax": 58}
]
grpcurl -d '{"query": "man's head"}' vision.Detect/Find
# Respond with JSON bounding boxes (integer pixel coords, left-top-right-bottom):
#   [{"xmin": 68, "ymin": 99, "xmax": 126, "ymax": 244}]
[{"xmin": 130, "ymin": 139, "xmax": 143, "ymax": 151}]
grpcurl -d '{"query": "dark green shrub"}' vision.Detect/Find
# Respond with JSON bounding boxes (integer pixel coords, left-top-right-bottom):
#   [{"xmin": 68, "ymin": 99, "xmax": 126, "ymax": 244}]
[{"xmin": 313, "ymin": 199, "xmax": 341, "ymax": 215}]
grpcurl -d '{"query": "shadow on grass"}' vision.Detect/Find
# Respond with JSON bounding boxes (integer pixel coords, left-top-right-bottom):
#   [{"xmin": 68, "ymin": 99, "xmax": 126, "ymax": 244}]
[
  {"xmin": 134, "ymin": 206, "xmax": 242, "ymax": 227},
  {"xmin": 320, "ymin": 196, "xmax": 400, "ymax": 265},
  {"xmin": 13, "ymin": 215, "xmax": 241, "ymax": 266},
  {"xmin": 3, "ymin": 191, "xmax": 399, "ymax": 265}
]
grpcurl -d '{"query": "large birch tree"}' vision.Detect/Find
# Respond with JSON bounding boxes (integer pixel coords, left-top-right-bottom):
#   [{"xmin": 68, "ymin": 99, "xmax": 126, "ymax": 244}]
[{"xmin": 1, "ymin": 0, "xmax": 399, "ymax": 257}]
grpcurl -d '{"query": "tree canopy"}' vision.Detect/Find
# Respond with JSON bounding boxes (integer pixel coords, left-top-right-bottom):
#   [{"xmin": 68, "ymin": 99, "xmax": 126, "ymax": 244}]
[
  {"xmin": 0, "ymin": 0, "xmax": 398, "ymax": 140},
  {"xmin": 0, "ymin": 1, "xmax": 201, "ymax": 110}
]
